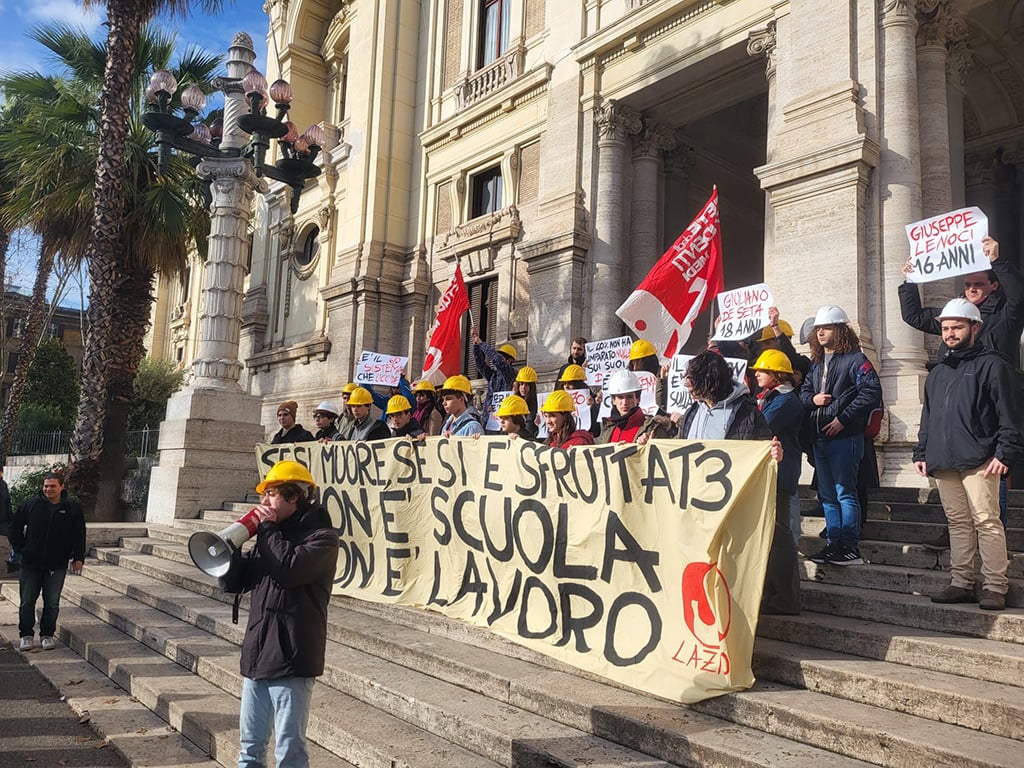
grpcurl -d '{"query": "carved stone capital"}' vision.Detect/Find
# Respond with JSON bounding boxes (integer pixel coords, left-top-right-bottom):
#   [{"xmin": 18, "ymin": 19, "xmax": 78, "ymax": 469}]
[
  {"xmin": 882, "ymin": 0, "xmax": 916, "ymax": 25},
  {"xmin": 663, "ymin": 144, "xmax": 695, "ymax": 179},
  {"xmin": 633, "ymin": 120, "xmax": 677, "ymax": 160},
  {"xmin": 595, "ymin": 100, "xmax": 643, "ymax": 144},
  {"xmin": 747, "ymin": 20, "xmax": 777, "ymax": 78},
  {"xmin": 916, "ymin": 0, "xmax": 953, "ymax": 47},
  {"xmin": 965, "ymin": 152, "xmax": 999, "ymax": 188}
]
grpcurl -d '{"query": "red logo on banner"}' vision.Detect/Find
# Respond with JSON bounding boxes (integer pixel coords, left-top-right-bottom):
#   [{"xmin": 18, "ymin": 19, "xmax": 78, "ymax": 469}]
[
  {"xmin": 422, "ymin": 264, "xmax": 470, "ymax": 384},
  {"xmin": 672, "ymin": 561, "xmax": 732, "ymax": 675}
]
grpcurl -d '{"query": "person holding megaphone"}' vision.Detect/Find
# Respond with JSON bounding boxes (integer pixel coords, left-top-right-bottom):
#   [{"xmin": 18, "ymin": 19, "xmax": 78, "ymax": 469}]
[{"xmin": 217, "ymin": 460, "xmax": 339, "ymax": 768}]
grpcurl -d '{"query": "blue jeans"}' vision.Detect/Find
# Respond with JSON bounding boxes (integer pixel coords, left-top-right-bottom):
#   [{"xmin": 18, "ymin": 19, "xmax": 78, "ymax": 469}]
[
  {"xmin": 19, "ymin": 565, "xmax": 67, "ymax": 638},
  {"xmin": 239, "ymin": 676, "xmax": 315, "ymax": 768},
  {"xmin": 814, "ymin": 435, "xmax": 864, "ymax": 549}
]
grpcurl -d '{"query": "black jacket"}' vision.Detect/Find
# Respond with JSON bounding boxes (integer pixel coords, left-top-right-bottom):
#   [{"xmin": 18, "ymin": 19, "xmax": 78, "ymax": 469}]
[
  {"xmin": 799, "ymin": 351, "xmax": 882, "ymax": 438},
  {"xmin": 272, "ymin": 424, "xmax": 315, "ymax": 444},
  {"xmin": 913, "ymin": 344, "xmax": 1024, "ymax": 472},
  {"xmin": 220, "ymin": 502, "xmax": 339, "ymax": 680},
  {"xmin": 10, "ymin": 490, "xmax": 86, "ymax": 570},
  {"xmin": 898, "ymin": 257, "xmax": 1024, "ymax": 365},
  {"xmin": 677, "ymin": 397, "xmax": 772, "ymax": 441}
]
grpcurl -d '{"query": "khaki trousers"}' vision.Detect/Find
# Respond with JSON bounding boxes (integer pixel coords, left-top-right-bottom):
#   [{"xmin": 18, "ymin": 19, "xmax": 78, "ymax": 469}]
[{"xmin": 933, "ymin": 463, "xmax": 1009, "ymax": 594}]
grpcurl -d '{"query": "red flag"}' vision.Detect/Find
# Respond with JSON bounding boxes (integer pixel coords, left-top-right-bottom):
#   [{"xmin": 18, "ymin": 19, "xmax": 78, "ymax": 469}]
[
  {"xmin": 422, "ymin": 264, "xmax": 470, "ymax": 384},
  {"xmin": 615, "ymin": 189, "xmax": 724, "ymax": 360}
]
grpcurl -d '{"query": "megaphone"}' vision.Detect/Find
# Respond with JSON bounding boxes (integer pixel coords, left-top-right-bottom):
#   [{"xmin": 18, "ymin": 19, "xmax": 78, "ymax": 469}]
[{"xmin": 188, "ymin": 509, "xmax": 262, "ymax": 578}]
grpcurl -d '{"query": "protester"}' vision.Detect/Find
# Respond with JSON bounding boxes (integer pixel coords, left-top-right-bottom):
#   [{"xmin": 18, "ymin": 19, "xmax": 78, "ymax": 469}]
[
  {"xmin": 800, "ymin": 306, "xmax": 882, "ymax": 566},
  {"xmin": 556, "ymin": 336, "xmax": 588, "ymax": 381},
  {"xmin": 368, "ymin": 375, "xmax": 415, "ymax": 423},
  {"xmin": 439, "ymin": 375, "xmax": 484, "ymax": 437},
  {"xmin": 541, "ymin": 391, "xmax": 595, "ymax": 449},
  {"xmin": 752, "ymin": 350, "xmax": 806, "ymax": 546},
  {"xmin": 558, "ymin": 364, "xmax": 601, "ymax": 436},
  {"xmin": 387, "ymin": 395, "xmax": 425, "ymax": 438},
  {"xmin": 756, "ymin": 307, "xmax": 811, "ymax": 386},
  {"xmin": 11, "ymin": 472, "xmax": 85, "ymax": 651},
  {"xmin": 913, "ymin": 299, "xmax": 1022, "ymax": 611},
  {"xmin": 599, "ymin": 370, "xmax": 671, "ymax": 444},
  {"xmin": 311, "ymin": 401, "xmax": 341, "ymax": 442},
  {"xmin": 218, "ymin": 460, "xmax": 339, "ymax": 768},
  {"xmin": 411, "ymin": 380, "xmax": 444, "ymax": 436},
  {"xmin": 270, "ymin": 401, "xmax": 314, "ymax": 444},
  {"xmin": 512, "ymin": 367, "xmax": 540, "ymax": 439},
  {"xmin": 494, "ymin": 395, "xmax": 535, "ymax": 440},
  {"xmin": 337, "ymin": 383, "xmax": 358, "ymax": 438},
  {"xmin": 899, "ymin": 235, "xmax": 1022, "ymax": 551},
  {"xmin": 0, "ymin": 467, "xmax": 16, "ymax": 574},
  {"xmin": 470, "ymin": 326, "xmax": 516, "ymax": 430},
  {"xmin": 677, "ymin": 352, "xmax": 797, "ymax": 615},
  {"xmin": 340, "ymin": 387, "xmax": 391, "ymax": 441}
]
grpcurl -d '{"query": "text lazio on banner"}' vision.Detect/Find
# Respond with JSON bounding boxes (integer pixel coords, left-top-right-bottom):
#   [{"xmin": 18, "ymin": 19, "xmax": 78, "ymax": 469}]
[{"xmin": 255, "ymin": 438, "xmax": 777, "ymax": 704}]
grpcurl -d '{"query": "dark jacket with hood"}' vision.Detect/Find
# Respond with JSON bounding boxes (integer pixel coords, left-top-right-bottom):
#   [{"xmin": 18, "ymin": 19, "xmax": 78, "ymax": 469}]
[
  {"xmin": 898, "ymin": 256, "xmax": 1024, "ymax": 366},
  {"xmin": 914, "ymin": 343, "xmax": 1024, "ymax": 473},
  {"xmin": 757, "ymin": 385, "xmax": 804, "ymax": 494},
  {"xmin": 799, "ymin": 351, "xmax": 882, "ymax": 439},
  {"xmin": 220, "ymin": 501, "xmax": 339, "ymax": 680},
  {"xmin": 10, "ymin": 489, "xmax": 86, "ymax": 570}
]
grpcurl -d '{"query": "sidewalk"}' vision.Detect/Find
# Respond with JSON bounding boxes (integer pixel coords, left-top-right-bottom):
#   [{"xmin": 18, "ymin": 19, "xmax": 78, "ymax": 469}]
[{"xmin": 0, "ymin": 588, "xmax": 218, "ymax": 768}]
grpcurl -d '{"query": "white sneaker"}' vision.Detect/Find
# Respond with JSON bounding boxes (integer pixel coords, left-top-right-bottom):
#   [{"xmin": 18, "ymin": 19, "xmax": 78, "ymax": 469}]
[
  {"xmin": 19, "ymin": 636, "xmax": 33, "ymax": 651},
  {"xmin": 40, "ymin": 636, "xmax": 56, "ymax": 650}
]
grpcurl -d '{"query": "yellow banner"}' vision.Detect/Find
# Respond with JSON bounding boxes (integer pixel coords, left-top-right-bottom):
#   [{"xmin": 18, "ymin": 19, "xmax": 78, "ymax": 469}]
[{"xmin": 255, "ymin": 437, "xmax": 776, "ymax": 704}]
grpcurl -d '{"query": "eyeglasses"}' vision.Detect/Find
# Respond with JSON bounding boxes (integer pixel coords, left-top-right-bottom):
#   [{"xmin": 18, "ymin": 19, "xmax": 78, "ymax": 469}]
[
  {"xmin": 313, "ymin": 413, "xmax": 332, "ymax": 419},
  {"xmin": 262, "ymin": 487, "xmax": 281, "ymax": 498}
]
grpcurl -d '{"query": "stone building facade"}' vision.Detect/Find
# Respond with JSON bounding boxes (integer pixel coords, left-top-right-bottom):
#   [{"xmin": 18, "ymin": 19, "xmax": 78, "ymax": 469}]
[{"xmin": 148, "ymin": 0, "xmax": 1024, "ymax": 486}]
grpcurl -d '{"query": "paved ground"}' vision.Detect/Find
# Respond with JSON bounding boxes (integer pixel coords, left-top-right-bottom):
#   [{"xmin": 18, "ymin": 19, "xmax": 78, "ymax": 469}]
[{"xmin": 0, "ymin": 587, "xmax": 129, "ymax": 768}]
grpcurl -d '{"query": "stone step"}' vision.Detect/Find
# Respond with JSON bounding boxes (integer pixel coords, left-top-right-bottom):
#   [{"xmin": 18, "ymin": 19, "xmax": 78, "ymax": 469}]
[
  {"xmin": 798, "ymin": 517, "xmax": 1024, "ymax": 551},
  {"xmin": 751, "ymin": 637, "xmax": 1024, "ymax": 740},
  {"xmin": 756, "ymin": 611, "xmax": 1024, "ymax": 688},
  {"xmin": 799, "ymin": 581, "xmax": 1024, "ymax": 644},
  {"xmin": 59, "ymin": 559, "xmax": 841, "ymax": 768},
  {"xmin": 865, "ymin": 500, "xmax": 1024, "ymax": 528}
]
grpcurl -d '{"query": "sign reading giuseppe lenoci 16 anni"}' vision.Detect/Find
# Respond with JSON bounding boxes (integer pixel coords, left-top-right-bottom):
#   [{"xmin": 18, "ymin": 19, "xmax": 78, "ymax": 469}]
[
  {"xmin": 256, "ymin": 437, "xmax": 777, "ymax": 704},
  {"xmin": 905, "ymin": 206, "xmax": 988, "ymax": 284}
]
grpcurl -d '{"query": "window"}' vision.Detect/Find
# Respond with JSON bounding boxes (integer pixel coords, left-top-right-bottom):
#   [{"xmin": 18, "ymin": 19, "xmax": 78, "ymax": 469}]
[
  {"xmin": 7, "ymin": 352, "xmax": 19, "ymax": 374},
  {"xmin": 471, "ymin": 166, "xmax": 503, "ymax": 218},
  {"xmin": 463, "ymin": 277, "xmax": 499, "ymax": 377},
  {"xmin": 478, "ymin": 0, "xmax": 511, "ymax": 68},
  {"xmin": 297, "ymin": 227, "xmax": 320, "ymax": 268}
]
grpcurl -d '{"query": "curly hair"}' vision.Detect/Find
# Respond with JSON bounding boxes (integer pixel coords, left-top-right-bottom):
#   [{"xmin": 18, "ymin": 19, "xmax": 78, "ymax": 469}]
[
  {"xmin": 686, "ymin": 351, "xmax": 734, "ymax": 404},
  {"xmin": 808, "ymin": 323, "xmax": 861, "ymax": 362}
]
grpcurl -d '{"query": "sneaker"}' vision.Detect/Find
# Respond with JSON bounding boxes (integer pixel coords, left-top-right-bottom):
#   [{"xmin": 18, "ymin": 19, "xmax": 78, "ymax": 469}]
[
  {"xmin": 40, "ymin": 636, "xmax": 56, "ymax": 651},
  {"xmin": 808, "ymin": 543, "xmax": 838, "ymax": 563},
  {"xmin": 979, "ymin": 590, "xmax": 1006, "ymax": 611},
  {"xmin": 18, "ymin": 636, "xmax": 33, "ymax": 651},
  {"xmin": 826, "ymin": 545, "xmax": 864, "ymax": 566},
  {"xmin": 931, "ymin": 584, "xmax": 975, "ymax": 604},
  {"xmin": 922, "ymin": 528, "xmax": 950, "ymax": 552}
]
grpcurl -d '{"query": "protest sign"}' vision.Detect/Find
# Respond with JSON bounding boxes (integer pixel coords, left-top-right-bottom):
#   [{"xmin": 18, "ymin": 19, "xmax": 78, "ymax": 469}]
[
  {"xmin": 257, "ymin": 437, "xmax": 777, "ymax": 704},
  {"xmin": 356, "ymin": 350, "xmax": 408, "ymax": 387},
  {"xmin": 484, "ymin": 391, "xmax": 513, "ymax": 432},
  {"xmin": 584, "ymin": 336, "xmax": 631, "ymax": 387},
  {"xmin": 711, "ymin": 284, "xmax": 773, "ymax": 342},
  {"xmin": 667, "ymin": 355, "xmax": 748, "ymax": 414},
  {"xmin": 905, "ymin": 207, "xmax": 988, "ymax": 284}
]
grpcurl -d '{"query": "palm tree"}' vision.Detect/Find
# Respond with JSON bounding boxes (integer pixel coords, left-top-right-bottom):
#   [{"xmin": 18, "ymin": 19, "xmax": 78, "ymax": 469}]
[{"xmin": 0, "ymin": 21, "xmax": 219, "ymax": 517}]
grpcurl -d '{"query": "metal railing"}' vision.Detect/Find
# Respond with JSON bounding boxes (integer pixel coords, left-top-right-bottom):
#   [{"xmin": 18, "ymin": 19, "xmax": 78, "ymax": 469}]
[{"xmin": 11, "ymin": 427, "xmax": 160, "ymax": 457}]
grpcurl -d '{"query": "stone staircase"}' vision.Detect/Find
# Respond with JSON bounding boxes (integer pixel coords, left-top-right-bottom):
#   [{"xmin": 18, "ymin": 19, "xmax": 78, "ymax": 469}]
[{"xmin": 2, "ymin": 487, "xmax": 1023, "ymax": 768}]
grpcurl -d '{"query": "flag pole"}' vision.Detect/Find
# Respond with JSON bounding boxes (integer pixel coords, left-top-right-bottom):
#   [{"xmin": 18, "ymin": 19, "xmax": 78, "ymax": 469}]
[{"xmin": 708, "ymin": 185, "xmax": 719, "ymax": 342}]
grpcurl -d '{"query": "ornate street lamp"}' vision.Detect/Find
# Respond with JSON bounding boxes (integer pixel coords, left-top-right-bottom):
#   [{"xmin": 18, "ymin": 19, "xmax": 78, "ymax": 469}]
[{"xmin": 143, "ymin": 60, "xmax": 323, "ymax": 213}]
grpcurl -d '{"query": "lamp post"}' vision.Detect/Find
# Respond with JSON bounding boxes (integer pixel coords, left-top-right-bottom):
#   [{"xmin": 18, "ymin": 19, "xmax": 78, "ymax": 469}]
[{"xmin": 143, "ymin": 33, "xmax": 320, "ymax": 525}]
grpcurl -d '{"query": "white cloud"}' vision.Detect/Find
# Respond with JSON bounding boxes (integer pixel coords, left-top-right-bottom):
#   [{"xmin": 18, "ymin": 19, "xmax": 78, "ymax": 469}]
[{"xmin": 26, "ymin": 1, "xmax": 103, "ymax": 32}]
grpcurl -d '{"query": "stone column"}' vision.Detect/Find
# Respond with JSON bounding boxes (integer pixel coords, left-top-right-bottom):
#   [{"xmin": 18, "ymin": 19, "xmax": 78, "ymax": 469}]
[
  {"xmin": 878, "ymin": 0, "xmax": 929, "ymax": 484},
  {"xmin": 747, "ymin": 20, "xmax": 778, "ymax": 269},
  {"xmin": 916, "ymin": 1, "xmax": 952, "ymax": 217},
  {"xmin": 591, "ymin": 100, "xmax": 641, "ymax": 340},
  {"xmin": 629, "ymin": 121, "xmax": 676, "ymax": 290}
]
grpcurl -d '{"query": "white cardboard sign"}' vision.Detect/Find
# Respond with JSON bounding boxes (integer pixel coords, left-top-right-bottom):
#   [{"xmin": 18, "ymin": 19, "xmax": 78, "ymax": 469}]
[{"xmin": 905, "ymin": 206, "xmax": 989, "ymax": 284}]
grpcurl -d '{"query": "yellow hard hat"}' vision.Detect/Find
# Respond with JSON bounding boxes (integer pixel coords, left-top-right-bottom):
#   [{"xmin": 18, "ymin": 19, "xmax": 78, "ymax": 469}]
[
  {"xmin": 752, "ymin": 349, "xmax": 794, "ymax": 374},
  {"xmin": 496, "ymin": 395, "xmax": 530, "ymax": 417},
  {"xmin": 348, "ymin": 386, "xmax": 373, "ymax": 406},
  {"xmin": 497, "ymin": 343, "xmax": 517, "ymax": 361},
  {"xmin": 441, "ymin": 374, "xmax": 472, "ymax": 395},
  {"xmin": 515, "ymin": 366, "xmax": 537, "ymax": 384},
  {"xmin": 341, "ymin": 382, "xmax": 358, "ymax": 395},
  {"xmin": 386, "ymin": 395, "xmax": 413, "ymax": 414},
  {"xmin": 758, "ymin": 319, "xmax": 794, "ymax": 342},
  {"xmin": 412, "ymin": 379, "xmax": 436, "ymax": 393},
  {"xmin": 629, "ymin": 339, "xmax": 657, "ymax": 360},
  {"xmin": 558, "ymin": 364, "xmax": 586, "ymax": 382},
  {"xmin": 541, "ymin": 390, "xmax": 576, "ymax": 413},
  {"xmin": 256, "ymin": 460, "xmax": 317, "ymax": 495}
]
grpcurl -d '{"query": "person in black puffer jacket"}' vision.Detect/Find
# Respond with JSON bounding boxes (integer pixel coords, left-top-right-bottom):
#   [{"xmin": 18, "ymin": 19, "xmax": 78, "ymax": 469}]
[{"xmin": 219, "ymin": 460, "xmax": 339, "ymax": 768}]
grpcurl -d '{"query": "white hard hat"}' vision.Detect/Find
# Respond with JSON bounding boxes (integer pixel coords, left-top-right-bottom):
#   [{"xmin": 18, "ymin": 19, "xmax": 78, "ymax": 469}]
[
  {"xmin": 813, "ymin": 305, "xmax": 851, "ymax": 326},
  {"xmin": 313, "ymin": 400, "xmax": 340, "ymax": 416},
  {"xmin": 605, "ymin": 370, "xmax": 642, "ymax": 396},
  {"xmin": 936, "ymin": 298, "xmax": 983, "ymax": 324}
]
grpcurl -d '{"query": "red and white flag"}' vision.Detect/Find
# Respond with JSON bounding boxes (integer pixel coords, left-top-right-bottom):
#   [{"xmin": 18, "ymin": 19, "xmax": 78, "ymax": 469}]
[
  {"xmin": 422, "ymin": 264, "xmax": 470, "ymax": 384},
  {"xmin": 615, "ymin": 189, "xmax": 724, "ymax": 360}
]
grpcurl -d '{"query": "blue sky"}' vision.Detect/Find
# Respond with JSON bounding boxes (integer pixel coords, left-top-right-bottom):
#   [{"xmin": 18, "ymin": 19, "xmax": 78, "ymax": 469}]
[{"xmin": 0, "ymin": 2, "xmax": 270, "ymax": 308}]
